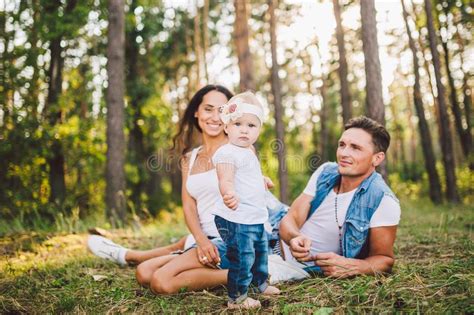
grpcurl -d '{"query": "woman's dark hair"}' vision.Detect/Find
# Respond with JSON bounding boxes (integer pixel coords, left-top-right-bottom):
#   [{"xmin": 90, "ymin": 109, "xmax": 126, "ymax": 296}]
[{"xmin": 172, "ymin": 85, "xmax": 233, "ymax": 156}]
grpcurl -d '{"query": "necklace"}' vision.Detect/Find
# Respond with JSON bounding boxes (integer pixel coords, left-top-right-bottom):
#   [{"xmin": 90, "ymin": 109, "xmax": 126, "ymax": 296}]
[{"xmin": 334, "ymin": 180, "xmax": 343, "ymax": 255}]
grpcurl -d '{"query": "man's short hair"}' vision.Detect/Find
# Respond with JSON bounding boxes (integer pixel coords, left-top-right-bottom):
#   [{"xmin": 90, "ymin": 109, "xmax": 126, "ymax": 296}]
[{"xmin": 344, "ymin": 116, "xmax": 391, "ymax": 153}]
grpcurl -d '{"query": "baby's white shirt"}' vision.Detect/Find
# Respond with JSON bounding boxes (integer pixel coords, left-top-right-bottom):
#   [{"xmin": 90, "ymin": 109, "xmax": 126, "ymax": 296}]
[{"xmin": 211, "ymin": 144, "xmax": 268, "ymax": 224}]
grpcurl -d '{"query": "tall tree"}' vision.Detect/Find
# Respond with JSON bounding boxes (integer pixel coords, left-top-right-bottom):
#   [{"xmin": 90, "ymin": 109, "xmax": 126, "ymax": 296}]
[
  {"xmin": 313, "ymin": 40, "xmax": 330, "ymax": 164},
  {"xmin": 193, "ymin": 0, "xmax": 203, "ymax": 86},
  {"xmin": 126, "ymin": 0, "xmax": 147, "ymax": 215},
  {"xmin": 456, "ymin": 36, "xmax": 473, "ymax": 168},
  {"xmin": 360, "ymin": 0, "xmax": 387, "ymax": 177},
  {"xmin": 438, "ymin": 3, "xmax": 471, "ymax": 159},
  {"xmin": 234, "ymin": 0, "xmax": 255, "ymax": 91},
  {"xmin": 268, "ymin": 0, "xmax": 288, "ymax": 203},
  {"xmin": 457, "ymin": 1, "xmax": 473, "ymax": 168},
  {"xmin": 202, "ymin": 0, "xmax": 210, "ymax": 83},
  {"xmin": 106, "ymin": 0, "xmax": 127, "ymax": 225},
  {"xmin": 401, "ymin": 0, "xmax": 442, "ymax": 203},
  {"xmin": 332, "ymin": 0, "xmax": 352, "ymax": 123},
  {"xmin": 43, "ymin": 0, "xmax": 79, "ymax": 205},
  {"xmin": 424, "ymin": 0, "xmax": 460, "ymax": 202}
]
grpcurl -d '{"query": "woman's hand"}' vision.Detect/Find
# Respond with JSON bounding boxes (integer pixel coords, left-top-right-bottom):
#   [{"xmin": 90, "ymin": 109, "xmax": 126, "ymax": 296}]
[
  {"xmin": 263, "ymin": 176, "xmax": 274, "ymax": 189},
  {"xmin": 196, "ymin": 238, "xmax": 221, "ymax": 267}
]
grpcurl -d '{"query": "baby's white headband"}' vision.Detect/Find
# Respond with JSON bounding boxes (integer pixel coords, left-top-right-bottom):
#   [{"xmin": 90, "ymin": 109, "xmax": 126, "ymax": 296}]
[{"xmin": 219, "ymin": 99, "xmax": 264, "ymax": 125}]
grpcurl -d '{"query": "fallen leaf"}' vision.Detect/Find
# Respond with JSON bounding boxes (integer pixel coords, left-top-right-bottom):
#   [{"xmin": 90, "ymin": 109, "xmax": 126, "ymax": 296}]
[{"xmin": 92, "ymin": 274, "xmax": 108, "ymax": 281}]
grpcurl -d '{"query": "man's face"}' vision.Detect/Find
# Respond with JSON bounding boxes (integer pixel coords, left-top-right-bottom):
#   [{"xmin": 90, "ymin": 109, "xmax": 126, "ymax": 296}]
[{"xmin": 336, "ymin": 128, "xmax": 384, "ymax": 178}]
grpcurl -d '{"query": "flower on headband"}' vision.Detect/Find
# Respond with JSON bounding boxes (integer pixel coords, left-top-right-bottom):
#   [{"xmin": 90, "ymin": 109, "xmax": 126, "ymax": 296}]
[{"xmin": 220, "ymin": 102, "xmax": 243, "ymax": 124}]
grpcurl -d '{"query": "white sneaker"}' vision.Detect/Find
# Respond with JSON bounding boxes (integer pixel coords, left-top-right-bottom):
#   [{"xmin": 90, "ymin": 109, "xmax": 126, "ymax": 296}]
[
  {"xmin": 87, "ymin": 235, "xmax": 128, "ymax": 266},
  {"xmin": 228, "ymin": 297, "xmax": 261, "ymax": 309},
  {"xmin": 262, "ymin": 285, "xmax": 281, "ymax": 295},
  {"xmin": 268, "ymin": 254, "xmax": 310, "ymax": 284}
]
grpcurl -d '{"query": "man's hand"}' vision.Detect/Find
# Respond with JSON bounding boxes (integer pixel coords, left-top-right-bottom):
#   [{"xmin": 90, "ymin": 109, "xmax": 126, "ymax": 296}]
[
  {"xmin": 313, "ymin": 252, "xmax": 360, "ymax": 278},
  {"xmin": 288, "ymin": 235, "xmax": 312, "ymax": 261},
  {"xmin": 223, "ymin": 191, "xmax": 239, "ymax": 210}
]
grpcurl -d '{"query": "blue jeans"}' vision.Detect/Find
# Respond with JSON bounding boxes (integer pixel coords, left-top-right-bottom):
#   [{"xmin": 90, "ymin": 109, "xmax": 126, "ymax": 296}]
[{"xmin": 214, "ymin": 215, "xmax": 269, "ymax": 302}]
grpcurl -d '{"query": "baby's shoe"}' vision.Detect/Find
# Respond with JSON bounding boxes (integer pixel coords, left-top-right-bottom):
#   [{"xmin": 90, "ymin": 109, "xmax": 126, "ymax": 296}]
[
  {"xmin": 262, "ymin": 285, "xmax": 281, "ymax": 295},
  {"xmin": 227, "ymin": 297, "xmax": 261, "ymax": 309}
]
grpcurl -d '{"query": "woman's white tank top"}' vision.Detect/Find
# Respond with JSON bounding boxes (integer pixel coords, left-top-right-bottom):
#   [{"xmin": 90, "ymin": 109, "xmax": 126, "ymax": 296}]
[{"xmin": 185, "ymin": 146, "xmax": 220, "ymax": 238}]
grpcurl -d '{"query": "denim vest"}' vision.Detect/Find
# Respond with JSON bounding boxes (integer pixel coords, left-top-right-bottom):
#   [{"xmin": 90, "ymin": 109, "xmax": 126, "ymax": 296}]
[{"xmin": 307, "ymin": 162, "xmax": 398, "ymax": 259}]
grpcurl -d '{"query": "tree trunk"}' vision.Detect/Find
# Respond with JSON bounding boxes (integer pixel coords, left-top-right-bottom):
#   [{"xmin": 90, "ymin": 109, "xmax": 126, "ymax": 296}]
[
  {"xmin": 194, "ymin": 0, "xmax": 202, "ymax": 86},
  {"xmin": 405, "ymin": 89, "xmax": 417, "ymax": 167},
  {"xmin": 234, "ymin": 0, "xmax": 255, "ymax": 91},
  {"xmin": 332, "ymin": 0, "xmax": 352, "ymax": 123},
  {"xmin": 458, "ymin": 0, "xmax": 473, "ymax": 169},
  {"xmin": 106, "ymin": 0, "xmax": 127, "ymax": 225},
  {"xmin": 456, "ymin": 39, "xmax": 473, "ymax": 169},
  {"xmin": 202, "ymin": 0, "xmax": 210, "ymax": 83},
  {"xmin": 268, "ymin": 0, "xmax": 288, "ymax": 204},
  {"xmin": 126, "ymin": 0, "xmax": 147, "ymax": 216},
  {"xmin": 313, "ymin": 41, "xmax": 330, "ymax": 164},
  {"xmin": 360, "ymin": 0, "xmax": 387, "ymax": 178},
  {"xmin": 424, "ymin": 0, "xmax": 459, "ymax": 203},
  {"xmin": 184, "ymin": 27, "xmax": 196, "ymax": 102},
  {"xmin": 461, "ymin": 74, "xmax": 473, "ymax": 169},
  {"xmin": 438, "ymin": 6, "xmax": 470, "ymax": 159},
  {"xmin": 319, "ymin": 77, "xmax": 330, "ymax": 164},
  {"xmin": 416, "ymin": 33, "xmax": 439, "ymax": 115},
  {"xmin": 401, "ymin": 0, "xmax": 442, "ymax": 203},
  {"xmin": 44, "ymin": 1, "xmax": 69, "ymax": 205}
]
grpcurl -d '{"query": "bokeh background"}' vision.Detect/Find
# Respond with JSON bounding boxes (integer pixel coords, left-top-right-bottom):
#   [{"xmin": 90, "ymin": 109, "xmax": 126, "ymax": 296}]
[{"xmin": 0, "ymin": 0, "xmax": 472, "ymax": 231}]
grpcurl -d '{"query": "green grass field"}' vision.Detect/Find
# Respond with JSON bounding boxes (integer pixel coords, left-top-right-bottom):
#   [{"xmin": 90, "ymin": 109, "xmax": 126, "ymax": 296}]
[{"xmin": 1, "ymin": 199, "xmax": 472, "ymax": 313}]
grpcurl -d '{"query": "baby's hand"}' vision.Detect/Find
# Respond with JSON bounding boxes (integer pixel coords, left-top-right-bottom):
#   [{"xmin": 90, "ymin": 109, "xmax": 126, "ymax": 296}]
[
  {"xmin": 263, "ymin": 176, "xmax": 274, "ymax": 190},
  {"xmin": 223, "ymin": 191, "xmax": 239, "ymax": 210}
]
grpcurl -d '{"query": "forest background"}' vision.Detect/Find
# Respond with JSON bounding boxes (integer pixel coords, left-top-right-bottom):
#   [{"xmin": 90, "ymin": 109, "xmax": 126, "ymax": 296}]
[
  {"xmin": 1, "ymin": 0, "xmax": 472, "ymax": 230},
  {"xmin": 0, "ymin": 0, "xmax": 473, "ymax": 313}
]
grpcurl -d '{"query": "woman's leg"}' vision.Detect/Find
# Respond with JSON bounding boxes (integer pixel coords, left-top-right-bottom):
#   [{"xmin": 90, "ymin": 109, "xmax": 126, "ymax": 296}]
[
  {"xmin": 149, "ymin": 248, "xmax": 228, "ymax": 294},
  {"xmin": 135, "ymin": 255, "xmax": 177, "ymax": 287},
  {"xmin": 126, "ymin": 235, "xmax": 187, "ymax": 264},
  {"xmin": 88, "ymin": 235, "xmax": 188, "ymax": 266}
]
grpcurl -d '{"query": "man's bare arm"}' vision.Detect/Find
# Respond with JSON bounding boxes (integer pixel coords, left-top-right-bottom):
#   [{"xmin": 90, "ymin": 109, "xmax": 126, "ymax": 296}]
[
  {"xmin": 314, "ymin": 225, "xmax": 398, "ymax": 277},
  {"xmin": 279, "ymin": 193, "xmax": 313, "ymax": 242},
  {"xmin": 279, "ymin": 193, "xmax": 314, "ymax": 260}
]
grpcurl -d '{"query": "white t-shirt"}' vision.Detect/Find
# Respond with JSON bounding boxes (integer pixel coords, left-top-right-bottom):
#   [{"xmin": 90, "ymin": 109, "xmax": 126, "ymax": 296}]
[
  {"xmin": 283, "ymin": 162, "xmax": 401, "ymax": 264},
  {"xmin": 211, "ymin": 144, "xmax": 268, "ymax": 224}
]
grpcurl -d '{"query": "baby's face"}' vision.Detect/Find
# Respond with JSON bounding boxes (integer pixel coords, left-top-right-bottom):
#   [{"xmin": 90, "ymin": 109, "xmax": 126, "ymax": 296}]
[{"xmin": 225, "ymin": 113, "xmax": 261, "ymax": 148}]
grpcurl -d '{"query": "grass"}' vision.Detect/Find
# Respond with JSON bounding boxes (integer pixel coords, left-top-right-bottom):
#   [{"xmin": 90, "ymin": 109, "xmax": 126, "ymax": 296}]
[{"xmin": 1, "ymin": 199, "xmax": 472, "ymax": 313}]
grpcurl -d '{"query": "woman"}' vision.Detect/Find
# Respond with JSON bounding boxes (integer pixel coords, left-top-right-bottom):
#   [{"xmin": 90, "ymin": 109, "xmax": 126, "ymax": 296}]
[{"xmin": 88, "ymin": 85, "xmax": 301, "ymax": 294}]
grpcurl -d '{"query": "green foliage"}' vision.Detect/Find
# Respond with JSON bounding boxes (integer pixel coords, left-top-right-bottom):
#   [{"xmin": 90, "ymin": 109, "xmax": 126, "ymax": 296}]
[
  {"xmin": 1, "ymin": 0, "xmax": 471, "ymax": 231},
  {"xmin": 389, "ymin": 164, "xmax": 473, "ymax": 203}
]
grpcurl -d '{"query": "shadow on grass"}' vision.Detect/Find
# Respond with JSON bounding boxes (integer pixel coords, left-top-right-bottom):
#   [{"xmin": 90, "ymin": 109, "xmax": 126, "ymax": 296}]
[
  {"xmin": 0, "ymin": 199, "xmax": 473, "ymax": 313},
  {"xmin": 1, "ymin": 251, "xmax": 472, "ymax": 313}
]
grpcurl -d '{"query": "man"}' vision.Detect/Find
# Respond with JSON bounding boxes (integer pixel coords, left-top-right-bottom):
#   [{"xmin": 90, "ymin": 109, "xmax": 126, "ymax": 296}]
[{"xmin": 279, "ymin": 116, "xmax": 400, "ymax": 278}]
